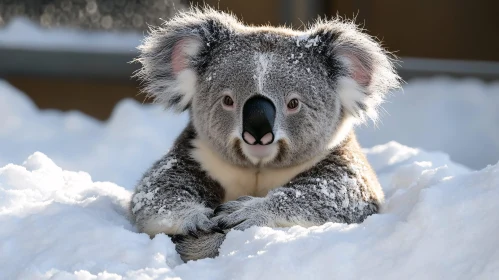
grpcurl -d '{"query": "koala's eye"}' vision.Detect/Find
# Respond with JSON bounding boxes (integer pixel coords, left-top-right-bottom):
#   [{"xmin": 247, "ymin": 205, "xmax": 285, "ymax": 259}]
[
  {"xmin": 222, "ymin": 95, "xmax": 234, "ymax": 108},
  {"xmin": 287, "ymin": 98, "xmax": 299, "ymax": 110}
]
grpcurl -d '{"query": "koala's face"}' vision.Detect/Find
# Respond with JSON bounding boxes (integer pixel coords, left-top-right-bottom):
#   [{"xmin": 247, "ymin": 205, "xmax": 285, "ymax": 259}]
[
  {"xmin": 137, "ymin": 10, "xmax": 400, "ymax": 168},
  {"xmin": 192, "ymin": 38, "xmax": 342, "ymax": 167}
]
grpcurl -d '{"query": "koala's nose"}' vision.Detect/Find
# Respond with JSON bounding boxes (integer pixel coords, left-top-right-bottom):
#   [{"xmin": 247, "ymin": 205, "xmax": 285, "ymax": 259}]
[{"xmin": 242, "ymin": 96, "xmax": 276, "ymax": 145}]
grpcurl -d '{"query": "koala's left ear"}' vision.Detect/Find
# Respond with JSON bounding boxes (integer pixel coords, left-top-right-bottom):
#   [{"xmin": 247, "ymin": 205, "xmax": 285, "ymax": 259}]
[
  {"xmin": 134, "ymin": 9, "xmax": 238, "ymax": 112},
  {"xmin": 306, "ymin": 19, "xmax": 401, "ymax": 123}
]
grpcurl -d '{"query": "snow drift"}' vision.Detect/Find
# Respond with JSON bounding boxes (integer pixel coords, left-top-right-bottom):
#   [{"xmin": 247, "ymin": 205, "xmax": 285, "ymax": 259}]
[
  {"xmin": 1, "ymin": 141, "xmax": 498, "ymax": 279},
  {"xmin": 0, "ymin": 79, "xmax": 188, "ymax": 190},
  {"xmin": 357, "ymin": 76, "xmax": 499, "ymax": 170}
]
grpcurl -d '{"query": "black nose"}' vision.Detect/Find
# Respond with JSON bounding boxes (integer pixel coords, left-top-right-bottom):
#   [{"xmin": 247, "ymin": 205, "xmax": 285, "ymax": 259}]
[{"xmin": 242, "ymin": 96, "xmax": 276, "ymax": 145}]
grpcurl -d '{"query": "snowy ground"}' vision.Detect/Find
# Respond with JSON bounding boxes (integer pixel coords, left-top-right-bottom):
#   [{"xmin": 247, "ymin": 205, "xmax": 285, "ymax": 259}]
[
  {"xmin": 2, "ymin": 139, "xmax": 499, "ymax": 279},
  {"xmin": 1, "ymin": 78, "xmax": 499, "ymax": 279}
]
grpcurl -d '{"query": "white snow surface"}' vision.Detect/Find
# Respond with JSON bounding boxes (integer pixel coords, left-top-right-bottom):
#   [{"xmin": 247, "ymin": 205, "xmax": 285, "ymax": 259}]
[
  {"xmin": 0, "ymin": 17, "xmax": 142, "ymax": 53},
  {"xmin": 357, "ymin": 76, "xmax": 499, "ymax": 170},
  {"xmin": 2, "ymin": 142, "xmax": 499, "ymax": 279},
  {"xmin": 1, "ymin": 78, "xmax": 499, "ymax": 279},
  {"xmin": 0, "ymin": 80, "xmax": 187, "ymax": 190}
]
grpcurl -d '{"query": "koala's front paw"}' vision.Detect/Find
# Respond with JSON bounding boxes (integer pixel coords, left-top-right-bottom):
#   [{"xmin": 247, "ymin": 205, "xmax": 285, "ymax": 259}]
[
  {"xmin": 177, "ymin": 204, "xmax": 224, "ymax": 237},
  {"xmin": 171, "ymin": 231, "xmax": 226, "ymax": 262},
  {"xmin": 213, "ymin": 196, "xmax": 274, "ymax": 231}
]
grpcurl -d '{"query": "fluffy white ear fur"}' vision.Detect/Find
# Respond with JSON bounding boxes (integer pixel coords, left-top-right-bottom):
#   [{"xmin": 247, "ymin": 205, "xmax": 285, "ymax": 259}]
[
  {"xmin": 336, "ymin": 77, "xmax": 373, "ymax": 122},
  {"xmin": 135, "ymin": 35, "xmax": 204, "ymax": 112},
  {"xmin": 335, "ymin": 43, "xmax": 400, "ymax": 124},
  {"xmin": 134, "ymin": 8, "xmax": 240, "ymax": 112},
  {"xmin": 335, "ymin": 49, "xmax": 397, "ymax": 124},
  {"xmin": 171, "ymin": 38, "xmax": 202, "ymax": 110},
  {"xmin": 306, "ymin": 19, "xmax": 400, "ymax": 124}
]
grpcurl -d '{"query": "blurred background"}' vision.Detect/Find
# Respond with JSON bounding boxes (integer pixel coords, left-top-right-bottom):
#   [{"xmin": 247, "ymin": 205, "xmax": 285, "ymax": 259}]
[{"xmin": 0, "ymin": 0, "xmax": 498, "ymax": 187}]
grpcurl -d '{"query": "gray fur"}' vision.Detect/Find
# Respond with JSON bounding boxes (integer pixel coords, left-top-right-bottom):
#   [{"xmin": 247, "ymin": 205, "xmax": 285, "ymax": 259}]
[
  {"xmin": 130, "ymin": 125, "xmax": 224, "ymax": 237},
  {"xmin": 130, "ymin": 8, "xmax": 400, "ymax": 261},
  {"xmin": 172, "ymin": 231, "xmax": 227, "ymax": 262}
]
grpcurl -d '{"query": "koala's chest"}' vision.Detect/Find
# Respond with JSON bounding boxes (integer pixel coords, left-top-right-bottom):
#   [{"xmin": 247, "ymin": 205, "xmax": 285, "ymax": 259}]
[
  {"xmin": 190, "ymin": 139, "xmax": 318, "ymax": 202},
  {"xmin": 202, "ymin": 166, "xmax": 279, "ymax": 201},
  {"xmin": 200, "ymin": 163, "xmax": 299, "ymax": 202}
]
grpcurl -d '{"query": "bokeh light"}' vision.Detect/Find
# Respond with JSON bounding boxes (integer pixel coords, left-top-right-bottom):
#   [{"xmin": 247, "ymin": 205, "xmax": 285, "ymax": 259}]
[{"xmin": 0, "ymin": 0, "xmax": 185, "ymax": 31}]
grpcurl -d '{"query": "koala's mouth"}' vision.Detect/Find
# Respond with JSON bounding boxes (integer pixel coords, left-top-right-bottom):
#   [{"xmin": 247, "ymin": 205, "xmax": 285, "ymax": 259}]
[
  {"xmin": 243, "ymin": 143, "xmax": 277, "ymax": 159},
  {"xmin": 233, "ymin": 138, "xmax": 289, "ymax": 166}
]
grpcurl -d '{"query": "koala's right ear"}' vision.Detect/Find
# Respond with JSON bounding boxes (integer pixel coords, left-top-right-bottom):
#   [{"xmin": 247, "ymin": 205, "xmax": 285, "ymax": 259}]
[{"xmin": 134, "ymin": 9, "xmax": 238, "ymax": 112}]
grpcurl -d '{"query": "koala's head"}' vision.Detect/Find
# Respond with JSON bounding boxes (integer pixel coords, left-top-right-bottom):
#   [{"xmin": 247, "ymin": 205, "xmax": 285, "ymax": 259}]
[{"xmin": 136, "ymin": 8, "xmax": 400, "ymax": 168}]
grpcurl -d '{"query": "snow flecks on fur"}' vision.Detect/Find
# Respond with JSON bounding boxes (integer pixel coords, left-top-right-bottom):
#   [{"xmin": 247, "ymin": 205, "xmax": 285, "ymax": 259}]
[
  {"xmin": 294, "ymin": 34, "xmax": 320, "ymax": 50},
  {"xmin": 132, "ymin": 157, "xmax": 178, "ymax": 214},
  {"xmin": 150, "ymin": 157, "xmax": 178, "ymax": 180},
  {"xmin": 305, "ymin": 35, "xmax": 320, "ymax": 48},
  {"xmin": 131, "ymin": 189, "xmax": 157, "ymax": 213},
  {"xmin": 254, "ymin": 53, "xmax": 273, "ymax": 94}
]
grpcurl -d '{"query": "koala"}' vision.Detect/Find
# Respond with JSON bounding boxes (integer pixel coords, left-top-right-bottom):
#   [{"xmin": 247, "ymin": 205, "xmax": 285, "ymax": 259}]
[{"xmin": 130, "ymin": 8, "xmax": 400, "ymax": 262}]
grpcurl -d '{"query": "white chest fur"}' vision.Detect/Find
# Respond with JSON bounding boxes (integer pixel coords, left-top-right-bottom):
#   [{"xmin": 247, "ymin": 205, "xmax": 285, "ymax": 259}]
[{"xmin": 190, "ymin": 139, "xmax": 322, "ymax": 202}]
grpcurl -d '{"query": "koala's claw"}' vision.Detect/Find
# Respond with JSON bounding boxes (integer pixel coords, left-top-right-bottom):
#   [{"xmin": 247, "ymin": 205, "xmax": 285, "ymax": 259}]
[
  {"xmin": 180, "ymin": 206, "xmax": 219, "ymax": 235},
  {"xmin": 218, "ymin": 219, "xmax": 246, "ymax": 230},
  {"xmin": 188, "ymin": 229, "xmax": 199, "ymax": 239},
  {"xmin": 170, "ymin": 234, "xmax": 186, "ymax": 243},
  {"xmin": 213, "ymin": 205, "xmax": 232, "ymax": 216},
  {"xmin": 210, "ymin": 226, "xmax": 225, "ymax": 234}
]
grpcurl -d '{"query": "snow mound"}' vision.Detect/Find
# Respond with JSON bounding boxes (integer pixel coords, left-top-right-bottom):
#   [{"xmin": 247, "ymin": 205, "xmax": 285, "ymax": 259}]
[
  {"xmin": 0, "ymin": 152, "xmax": 182, "ymax": 279},
  {"xmin": 0, "ymin": 80, "xmax": 188, "ymax": 190},
  {"xmin": 357, "ymin": 76, "xmax": 499, "ymax": 170},
  {"xmin": 1, "ymin": 144, "xmax": 498, "ymax": 279}
]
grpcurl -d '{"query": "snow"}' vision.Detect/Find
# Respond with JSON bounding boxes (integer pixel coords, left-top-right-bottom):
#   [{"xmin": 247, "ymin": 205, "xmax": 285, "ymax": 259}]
[
  {"xmin": 2, "ymin": 141, "xmax": 499, "ymax": 279},
  {"xmin": 357, "ymin": 76, "xmax": 499, "ymax": 170},
  {"xmin": 0, "ymin": 80, "xmax": 187, "ymax": 189},
  {"xmin": 0, "ymin": 17, "xmax": 142, "ymax": 53}
]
